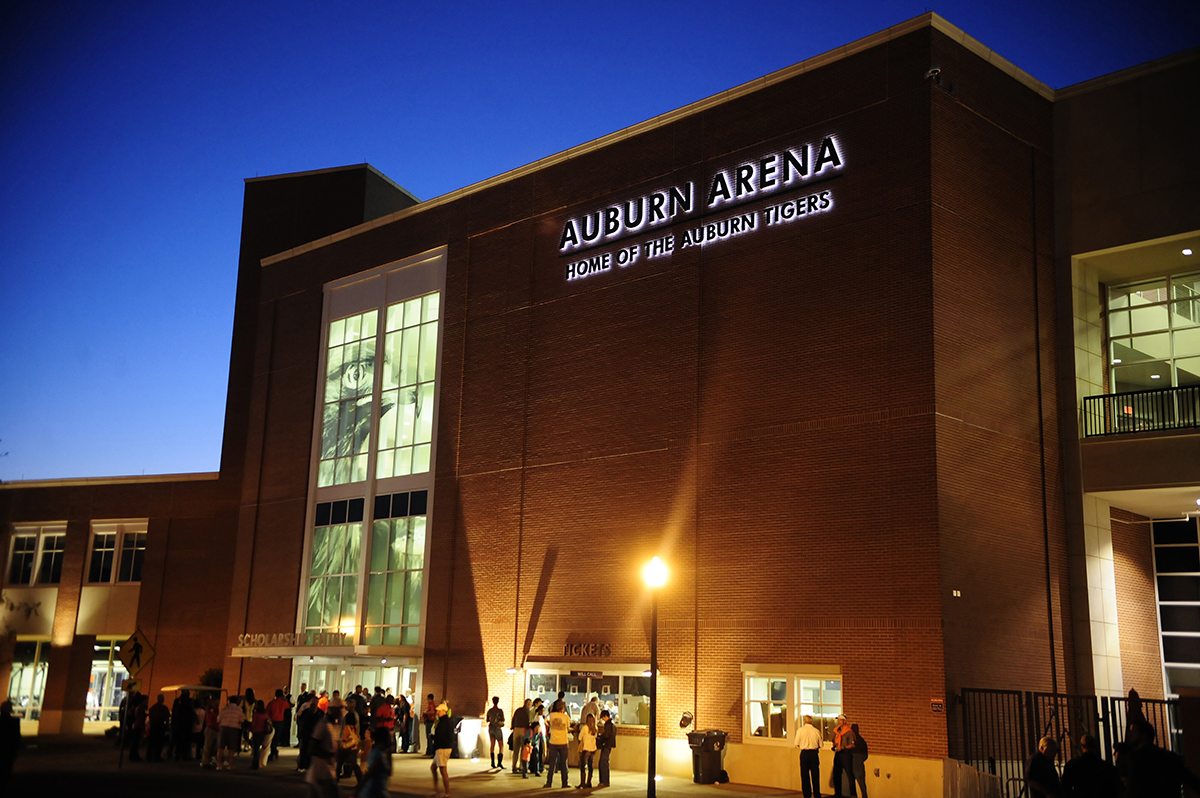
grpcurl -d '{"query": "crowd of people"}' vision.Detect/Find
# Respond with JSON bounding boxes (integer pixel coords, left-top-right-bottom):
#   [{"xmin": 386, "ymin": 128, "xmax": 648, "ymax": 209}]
[
  {"xmin": 13, "ymin": 680, "xmax": 1194, "ymax": 797},
  {"xmin": 1023, "ymin": 690, "xmax": 1200, "ymax": 798},
  {"xmin": 115, "ymin": 682, "xmax": 433, "ymax": 796},
  {"xmin": 483, "ymin": 691, "xmax": 617, "ymax": 790}
]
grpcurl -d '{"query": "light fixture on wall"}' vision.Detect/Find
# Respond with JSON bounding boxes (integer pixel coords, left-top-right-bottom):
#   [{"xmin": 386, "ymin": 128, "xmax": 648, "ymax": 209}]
[
  {"xmin": 1184, "ymin": 248, "xmax": 1193, "ymax": 256},
  {"xmin": 506, "ymin": 667, "xmax": 519, "ymax": 674}
]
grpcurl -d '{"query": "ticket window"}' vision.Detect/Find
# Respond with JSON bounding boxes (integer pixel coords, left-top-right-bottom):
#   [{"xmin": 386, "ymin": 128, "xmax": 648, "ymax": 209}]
[{"xmin": 526, "ymin": 672, "xmax": 651, "ymax": 725}]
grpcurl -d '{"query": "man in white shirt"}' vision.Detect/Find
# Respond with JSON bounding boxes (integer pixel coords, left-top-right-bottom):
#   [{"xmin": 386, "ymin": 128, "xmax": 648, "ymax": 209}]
[
  {"xmin": 796, "ymin": 714, "xmax": 824, "ymax": 798},
  {"xmin": 579, "ymin": 695, "xmax": 600, "ymax": 727}
]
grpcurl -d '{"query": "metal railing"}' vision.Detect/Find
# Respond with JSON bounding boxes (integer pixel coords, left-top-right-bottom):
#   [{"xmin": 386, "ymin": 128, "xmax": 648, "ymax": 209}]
[
  {"xmin": 961, "ymin": 688, "xmax": 1180, "ymax": 798},
  {"xmin": 1082, "ymin": 385, "xmax": 1200, "ymax": 437}
]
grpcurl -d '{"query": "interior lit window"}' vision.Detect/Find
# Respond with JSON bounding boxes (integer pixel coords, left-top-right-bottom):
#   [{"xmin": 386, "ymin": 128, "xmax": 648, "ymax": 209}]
[
  {"xmin": 526, "ymin": 671, "xmax": 652, "ymax": 725},
  {"xmin": 363, "ymin": 490, "xmax": 428, "ymax": 646},
  {"xmin": 1108, "ymin": 271, "xmax": 1200, "ymax": 392},
  {"xmin": 376, "ymin": 293, "xmax": 440, "ymax": 479},
  {"xmin": 319, "ymin": 311, "xmax": 379, "ymax": 487},
  {"xmin": 305, "ymin": 499, "xmax": 365, "ymax": 636},
  {"xmin": 741, "ymin": 670, "xmax": 842, "ymax": 744}
]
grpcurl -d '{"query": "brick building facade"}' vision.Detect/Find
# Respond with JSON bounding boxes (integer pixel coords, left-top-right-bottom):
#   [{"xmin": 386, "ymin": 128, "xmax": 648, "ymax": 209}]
[{"xmin": 3, "ymin": 14, "xmax": 1198, "ymax": 796}]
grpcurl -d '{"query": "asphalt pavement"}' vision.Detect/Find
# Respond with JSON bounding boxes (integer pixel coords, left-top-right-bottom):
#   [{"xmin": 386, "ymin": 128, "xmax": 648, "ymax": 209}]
[{"xmin": 10, "ymin": 735, "xmax": 797, "ymax": 798}]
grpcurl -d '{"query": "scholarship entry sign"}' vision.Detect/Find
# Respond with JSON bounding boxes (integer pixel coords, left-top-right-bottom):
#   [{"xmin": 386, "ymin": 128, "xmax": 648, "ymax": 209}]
[{"xmin": 558, "ymin": 134, "xmax": 845, "ymax": 282}]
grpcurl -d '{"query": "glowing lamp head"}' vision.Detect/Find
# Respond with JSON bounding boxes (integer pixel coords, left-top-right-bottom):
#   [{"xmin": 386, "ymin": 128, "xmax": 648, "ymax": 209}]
[{"xmin": 643, "ymin": 556, "xmax": 668, "ymax": 588}]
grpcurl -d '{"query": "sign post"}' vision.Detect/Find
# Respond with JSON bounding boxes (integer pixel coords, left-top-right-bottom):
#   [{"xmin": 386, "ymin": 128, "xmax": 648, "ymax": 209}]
[
  {"xmin": 116, "ymin": 629, "xmax": 155, "ymax": 770},
  {"xmin": 119, "ymin": 628, "xmax": 155, "ymax": 677}
]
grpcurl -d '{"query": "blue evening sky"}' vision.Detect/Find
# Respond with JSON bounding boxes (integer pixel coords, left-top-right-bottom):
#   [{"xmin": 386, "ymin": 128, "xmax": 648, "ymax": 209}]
[{"xmin": 1, "ymin": 1, "xmax": 1196, "ymax": 481}]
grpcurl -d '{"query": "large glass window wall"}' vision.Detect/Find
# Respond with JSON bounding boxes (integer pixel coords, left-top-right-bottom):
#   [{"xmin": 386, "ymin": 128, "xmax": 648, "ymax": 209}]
[
  {"xmin": 1108, "ymin": 271, "xmax": 1200, "ymax": 393},
  {"xmin": 305, "ymin": 255, "xmax": 444, "ymax": 653}
]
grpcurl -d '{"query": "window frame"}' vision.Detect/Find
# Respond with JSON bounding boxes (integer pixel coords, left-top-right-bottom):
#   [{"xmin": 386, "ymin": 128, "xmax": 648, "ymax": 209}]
[
  {"xmin": 7, "ymin": 525, "xmax": 67, "ymax": 587},
  {"xmin": 1107, "ymin": 270, "xmax": 1200, "ymax": 392},
  {"xmin": 297, "ymin": 250, "xmax": 447, "ymax": 652},
  {"xmin": 87, "ymin": 521, "xmax": 148, "ymax": 584},
  {"xmin": 740, "ymin": 664, "xmax": 842, "ymax": 747}
]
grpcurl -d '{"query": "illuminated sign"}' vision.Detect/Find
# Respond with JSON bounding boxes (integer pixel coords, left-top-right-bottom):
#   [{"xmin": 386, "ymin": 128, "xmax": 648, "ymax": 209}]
[
  {"xmin": 560, "ymin": 135, "xmax": 844, "ymax": 281},
  {"xmin": 237, "ymin": 631, "xmax": 352, "ymax": 647},
  {"xmin": 564, "ymin": 642, "xmax": 612, "ymax": 657}
]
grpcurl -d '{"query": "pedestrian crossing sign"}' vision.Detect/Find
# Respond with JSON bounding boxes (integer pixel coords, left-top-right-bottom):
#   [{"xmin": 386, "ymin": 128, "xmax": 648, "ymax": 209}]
[{"xmin": 119, "ymin": 628, "xmax": 155, "ymax": 676}]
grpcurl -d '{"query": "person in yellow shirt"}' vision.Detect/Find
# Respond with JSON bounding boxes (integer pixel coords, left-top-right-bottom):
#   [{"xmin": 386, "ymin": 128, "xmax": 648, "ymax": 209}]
[{"xmin": 543, "ymin": 700, "xmax": 571, "ymax": 788}]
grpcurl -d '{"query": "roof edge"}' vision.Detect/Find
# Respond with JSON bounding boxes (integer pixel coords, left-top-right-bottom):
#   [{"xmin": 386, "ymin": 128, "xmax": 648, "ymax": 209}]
[
  {"xmin": 1055, "ymin": 45, "xmax": 1200, "ymax": 101},
  {"xmin": 261, "ymin": 12, "xmax": 1053, "ymax": 269},
  {"xmin": 0, "ymin": 472, "xmax": 220, "ymax": 490}
]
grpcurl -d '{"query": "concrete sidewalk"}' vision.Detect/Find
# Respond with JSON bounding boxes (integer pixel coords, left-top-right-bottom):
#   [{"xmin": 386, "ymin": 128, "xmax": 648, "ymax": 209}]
[{"xmin": 10, "ymin": 735, "xmax": 799, "ymax": 798}]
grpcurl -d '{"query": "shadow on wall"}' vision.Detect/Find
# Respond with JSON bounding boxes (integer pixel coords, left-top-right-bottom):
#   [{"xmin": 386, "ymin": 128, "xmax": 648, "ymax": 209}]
[{"xmin": 522, "ymin": 546, "xmax": 559, "ymax": 663}]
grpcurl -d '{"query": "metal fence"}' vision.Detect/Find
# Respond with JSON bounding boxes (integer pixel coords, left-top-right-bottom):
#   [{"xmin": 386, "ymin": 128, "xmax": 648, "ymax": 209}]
[
  {"xmin": 961, "ymin": 688, "xmax": 1180, "ymax": 797},
  {"xmin": 1083, "ymin": 384, "xmax": 1200, "ymax": 437}
]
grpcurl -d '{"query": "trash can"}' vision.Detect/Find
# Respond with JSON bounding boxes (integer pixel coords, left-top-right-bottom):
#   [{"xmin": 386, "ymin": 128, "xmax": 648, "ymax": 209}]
[{"xmin": 686, "ymin": 729, "xmax": 727, "ymax": 784}]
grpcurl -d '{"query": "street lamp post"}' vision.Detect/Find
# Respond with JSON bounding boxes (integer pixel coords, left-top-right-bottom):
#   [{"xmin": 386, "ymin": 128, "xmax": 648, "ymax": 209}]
[{"xmin": 643, "ymin": 556, "xmax": 668, "ymax": 798}]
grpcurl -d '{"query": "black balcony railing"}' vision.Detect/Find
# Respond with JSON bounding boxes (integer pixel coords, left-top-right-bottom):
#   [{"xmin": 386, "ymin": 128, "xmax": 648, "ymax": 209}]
[{"xmin": 1083, "ymin": 384, "xmax": 1200, "ymax": 437}]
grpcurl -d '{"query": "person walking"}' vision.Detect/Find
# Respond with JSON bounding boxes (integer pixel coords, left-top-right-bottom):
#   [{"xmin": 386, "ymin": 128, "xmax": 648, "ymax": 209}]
[
  {"xmin": 511, "ymin": 698, "xmax": 531, "ymax": 775},
  {"xmin": 831, "ymin": 714, "xmax": 856, "ymax": 797},
  {"xmin": 430, "ymin": 702, "xmax": 454, "ymax": 798},
  {"xmin": 128, "ymin": 695, "xmax": 148, "ymax": 762},
  {"xmin": 338, "ymin": 697, "xmax": 364, "ymax": 782},
  {"xmin": 217, "ymin": 695, "xmax": 245, "ymax": 771},
  {"xmin": 201, "ymin": 696, "xmax": 220, "ymax": 769},
  {"xmin": 486, "ymin": 696, "xmax": 505, "ymax": 769},
  {"xmin": 544, "ymin": 699, "xmax": 571, "ymax": 788},
  {"xmin": 306, "ymin": 699, "xmax": 343, "ymax": 798},
  {"xmin": 375, "ymin": 694, "xmax": 396, "ymax": 753},
  {"xmin": 296, "ymin": 692, "xmax": 321, "ymax": 772},
  {"xmin": 359, "ymin": 727, "xmax": 394, "ymax": 798},
  {"xmin": 396, "ymin": 691, "xmax": 412, "ymax": 753},
  {"xmin": 266, "ymin": 689, "xmax": 291, "ymax": 761},
  {"xmin": 147, "ymin": 694, "xmax": 171, "ymax": 762},
  {"xmin": 422, "ymin": 694, "xmax": 437, "ymax": 757},
  {"xmin": 596, "ymin": 709, "xmax": 616, "ymax": 787},
  {"xmin": 576, "ymin": 713, "xmax": 597, "ymax": 788},
  {"xmin": 249, "ymin": 699, "xmax": 270, "ymax": 769},
  {"xmin": 796, "ymin": 714, "xmax": 823, "ymax": 798},
  {"xmin": 171, "ymin": 689, "xmax": 192, "ymax": 760}
]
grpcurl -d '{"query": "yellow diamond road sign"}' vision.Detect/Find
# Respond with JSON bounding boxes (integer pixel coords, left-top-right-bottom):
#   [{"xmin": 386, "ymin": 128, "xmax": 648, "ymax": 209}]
[{"xmin": 119, "ymin": 628, "xmax": 155, "ymax": 676}]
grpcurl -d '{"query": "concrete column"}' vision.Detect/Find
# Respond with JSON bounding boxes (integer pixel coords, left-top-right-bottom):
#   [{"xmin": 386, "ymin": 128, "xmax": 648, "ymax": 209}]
[
  {"xmin": 37, "ymin": 518, "xmax": 91, "ymax": 735},
  {"xmin": 37, "ymin": 634, "xmax": 95, "ymax": 735}
]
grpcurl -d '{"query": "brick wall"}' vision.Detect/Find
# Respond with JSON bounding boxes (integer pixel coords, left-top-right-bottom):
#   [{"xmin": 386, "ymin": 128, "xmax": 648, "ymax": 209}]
[{"xmin": 238, "ymin": 25, "xmax": 1076, "ymax": 765}]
